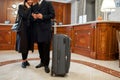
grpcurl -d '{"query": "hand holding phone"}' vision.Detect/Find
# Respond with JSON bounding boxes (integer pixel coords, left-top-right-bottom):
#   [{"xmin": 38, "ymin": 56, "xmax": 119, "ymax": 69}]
[
  {"xmin": 32, "ymin": 13, "xmax": 37, "ymax": 19},
  {"xmin": 25, "ymin": 2, "xmax": 31, "ymax": 8},
  {"xmin": 36, "ymin": 13, "xmax": 43, "ymax": 19}
]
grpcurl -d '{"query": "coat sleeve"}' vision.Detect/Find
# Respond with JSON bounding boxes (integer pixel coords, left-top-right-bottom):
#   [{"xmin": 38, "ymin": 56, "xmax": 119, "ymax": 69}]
[
  {"xmin": 18, "ymin": 5, "xmax": 31, "ymax": 19},
  {"xmin": 42, "ymin": 2, "xmax": 55, "ymax": 20}
]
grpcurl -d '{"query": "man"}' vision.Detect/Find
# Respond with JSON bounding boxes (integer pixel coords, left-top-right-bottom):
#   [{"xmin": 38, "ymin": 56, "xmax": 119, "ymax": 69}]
[{"xmin": 31, "ymin": 0, "xmax": 55, "ymax": 73}]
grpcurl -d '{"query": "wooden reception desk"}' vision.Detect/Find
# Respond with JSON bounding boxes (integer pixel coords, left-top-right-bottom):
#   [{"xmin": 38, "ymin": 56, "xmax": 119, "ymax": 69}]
[
  {"xmin": 55, "ymin": 21, "xmax": 120, "ymax": 60},
  {"xmin": 0, "ymin": 21, "xmax": 120, "ymax": 60}
]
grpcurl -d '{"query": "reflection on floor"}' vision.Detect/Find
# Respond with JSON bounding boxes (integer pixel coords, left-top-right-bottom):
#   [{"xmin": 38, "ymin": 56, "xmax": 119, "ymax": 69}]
[{"xmin": 0, "ymin": 50, "xmax": 120, "ymax": 80}]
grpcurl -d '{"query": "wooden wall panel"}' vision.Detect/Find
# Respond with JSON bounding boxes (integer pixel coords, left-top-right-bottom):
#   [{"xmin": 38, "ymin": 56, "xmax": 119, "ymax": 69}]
[
  {"xmin": 52, "ymin": 2, "xmax": 64, "ymax": 24},
  {"xmin": 6, "ymin": 0, "xmax": 23, "ymax": 23},
  {"xmin": 63, "ymin": 3, "xmax": 71, "ymax": 24},
  {"xmin": 52, "ymin": 2, "xmax": 71, "ymax": 24},
  {"xmin": 6, "ymin": 0, "xmax": 22, "ymax": 8},
  {"xmin": 0, "ymin": 0, "xmax": 71, "ymax": 24},
  {"xmin": 0, "ymin": 0, "xmax": 7, "ymax": 23}
]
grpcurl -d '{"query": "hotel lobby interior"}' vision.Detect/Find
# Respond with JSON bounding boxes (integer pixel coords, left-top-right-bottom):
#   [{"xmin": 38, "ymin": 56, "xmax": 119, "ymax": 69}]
[{"xmin": 0, "ymin": 0, "xmax": 120, "ymax": 80}]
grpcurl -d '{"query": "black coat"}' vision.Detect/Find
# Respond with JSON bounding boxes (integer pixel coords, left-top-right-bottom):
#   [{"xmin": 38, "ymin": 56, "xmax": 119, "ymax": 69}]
[
  {"xmin": 31, "ymin": 0, "xmax": 55, "ymax": 42},
  {"xmin": 16, "ymin": 5, "xmax": 34, "ymax": 53}
]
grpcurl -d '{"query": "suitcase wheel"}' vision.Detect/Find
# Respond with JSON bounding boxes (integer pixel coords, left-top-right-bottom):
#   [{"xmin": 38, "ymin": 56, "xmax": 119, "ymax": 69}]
[{"xmin": 60, "ymin": 74, "xmax": 65, "ymax": 77}]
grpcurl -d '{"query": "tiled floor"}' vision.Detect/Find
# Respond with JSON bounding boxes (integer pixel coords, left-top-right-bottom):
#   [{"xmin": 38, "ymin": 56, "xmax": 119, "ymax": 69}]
[{"xmin": 0, "ymin": 50, "xmax": 120, "ymax": 80}]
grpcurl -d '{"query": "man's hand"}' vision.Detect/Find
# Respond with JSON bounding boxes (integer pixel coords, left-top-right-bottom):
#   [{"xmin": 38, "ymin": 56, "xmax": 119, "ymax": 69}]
[
  {"xmin": 32, "ymin": 13, "xmax": 37, "ymax": 19},
  {"xmin": 36, "ymin": 13, "xmax": 43, "ymax": 19}
]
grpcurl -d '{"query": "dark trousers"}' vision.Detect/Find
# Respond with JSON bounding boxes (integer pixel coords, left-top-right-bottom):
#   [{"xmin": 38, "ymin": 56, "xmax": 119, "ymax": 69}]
[
  {"xmin": 37, "ymin": 41, "xmax": 50, "ymax": 66},
  {"xmin": 22, "ymin": 51, "xmax": 28, "ymax": 60}
]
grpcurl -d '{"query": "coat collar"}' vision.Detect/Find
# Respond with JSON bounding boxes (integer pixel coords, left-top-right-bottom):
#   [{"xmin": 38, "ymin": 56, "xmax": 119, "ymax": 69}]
[
  {"xmin": 39, "ymin": 0, "xmax": 43, "ymax": 5},
  {"xmin": 33, "ymin": 0, "xmax": 46, "ymax": 12},
  {"xmin": 37, "ymin": 0, "xmax": 46, "ymax": 9}
]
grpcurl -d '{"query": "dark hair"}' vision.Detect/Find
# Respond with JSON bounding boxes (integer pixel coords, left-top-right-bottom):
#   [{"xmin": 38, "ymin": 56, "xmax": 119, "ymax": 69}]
[{"xmin": 24, "ymin": 0, "xmax": 27, "ymax": 5}]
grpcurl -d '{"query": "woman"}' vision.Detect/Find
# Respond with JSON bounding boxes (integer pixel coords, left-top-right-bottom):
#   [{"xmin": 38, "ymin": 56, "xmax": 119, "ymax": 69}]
[{"xmin": 16, "ymin": 0, "xmax": 34, "ymax": 68}]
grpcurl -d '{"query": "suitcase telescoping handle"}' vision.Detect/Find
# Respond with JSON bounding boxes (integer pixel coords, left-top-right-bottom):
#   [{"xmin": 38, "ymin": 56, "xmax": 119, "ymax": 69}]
[{"xmin": 53, "ymin": 19, "xmax": 57, "ymax": 34}]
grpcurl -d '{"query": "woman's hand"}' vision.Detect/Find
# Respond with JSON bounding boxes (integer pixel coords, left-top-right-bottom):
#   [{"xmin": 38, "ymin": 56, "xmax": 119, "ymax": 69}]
[{"xmin": 25, "ymin": 2, "xmax": 31, "ymax": 8}]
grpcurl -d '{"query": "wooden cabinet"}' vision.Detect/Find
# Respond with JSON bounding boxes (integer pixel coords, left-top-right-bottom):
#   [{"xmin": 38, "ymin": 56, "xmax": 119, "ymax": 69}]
[{"xmin": 0, "ymin": 24, "xmax": 16, "ymax": 50}]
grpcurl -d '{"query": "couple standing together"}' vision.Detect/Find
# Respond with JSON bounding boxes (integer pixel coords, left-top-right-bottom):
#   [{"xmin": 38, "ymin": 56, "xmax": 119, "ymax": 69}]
[{"xmin": 15, "ymin": 0, "xmax": 55, "ymax": 73}]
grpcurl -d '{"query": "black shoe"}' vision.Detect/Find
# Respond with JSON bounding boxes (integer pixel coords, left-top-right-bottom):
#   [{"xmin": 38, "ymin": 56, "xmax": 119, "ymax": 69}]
[
  {"xmin": 35, "ymin": 63, "xmax": 44, "ymax": 68},
  {"xmin": 44, "ymin": 66, "xmax": 50, "ymax": 73},
  {"xmin": 21, "ymin": 62, "xmax": 26, "ymax": 68},
  {"xmin": 25, "ymin": 61, "xmax": 30, "ymax": 66}
]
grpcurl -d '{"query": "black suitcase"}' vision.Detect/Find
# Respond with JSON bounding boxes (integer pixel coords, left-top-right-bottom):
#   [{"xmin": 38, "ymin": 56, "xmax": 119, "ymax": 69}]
[{"xmin": 51, "ymin": 34, "xmax": 71, "ymax": 76}]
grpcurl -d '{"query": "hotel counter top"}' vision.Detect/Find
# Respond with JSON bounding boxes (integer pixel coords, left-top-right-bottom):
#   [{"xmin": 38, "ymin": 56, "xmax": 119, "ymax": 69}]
[
  {"xmin": 54, "ymin": 20, "xmax": 120, "ymax": 27},
  {"xmin": 0, "ymin": 23, "xmax": 13, "ymax": 26},
  {"xmin": 1, "ymin": 20, "xmax": 120, "ymax": 27}
]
